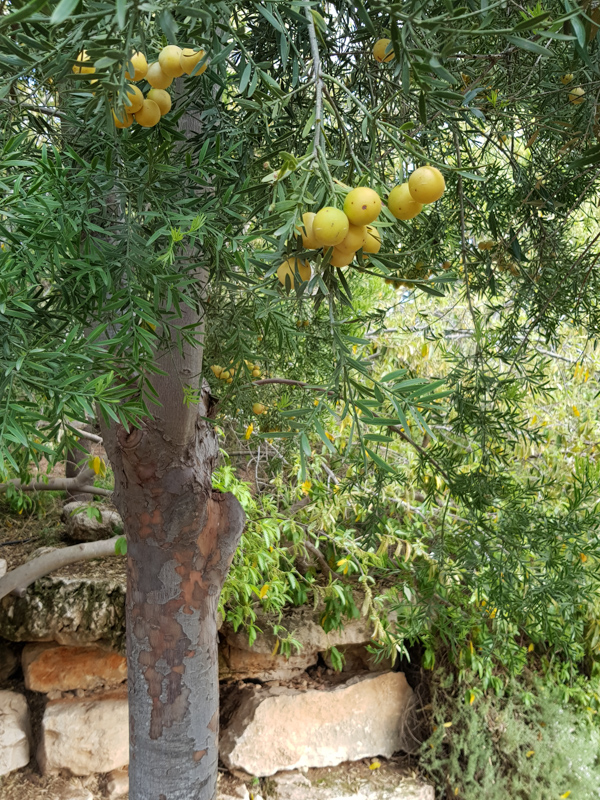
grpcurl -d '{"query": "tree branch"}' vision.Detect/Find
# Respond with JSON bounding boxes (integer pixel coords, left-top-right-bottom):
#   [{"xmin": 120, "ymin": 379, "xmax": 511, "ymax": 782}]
[
  {"xmin": 0, "ymin": 467, "xmax": 112, "ymax": 497},
  {"xmin": 0, "ymin": 536, "xmax": 120, "ymax": 600},
  {"xmin": 305, "ymin": 5, "xmax": 324, "ymax": 153}
]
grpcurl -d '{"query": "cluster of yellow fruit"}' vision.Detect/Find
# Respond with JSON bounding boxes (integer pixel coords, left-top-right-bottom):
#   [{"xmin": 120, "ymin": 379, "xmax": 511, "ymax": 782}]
[
  {"xmin": 73, "ymin": 45, "xmax": 208, "ymax": 129},
  {"xmin": 211, "ymin": 361, "xmax": 262, "ymax": 384},
  {"xmin": 277, "ymin": 167, "xmax": 445, "ymax": 289}
]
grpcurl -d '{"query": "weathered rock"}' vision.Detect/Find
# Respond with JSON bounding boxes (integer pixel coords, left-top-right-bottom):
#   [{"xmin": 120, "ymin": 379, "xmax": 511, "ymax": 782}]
[
  {"xmin": 0, "ymin": 558, "xmax": 6, "ymax": 578},
  {"xmin": 22, "ymin": 642, "xmax": 126, "ymax": 693},
  {"xmin": 0, "ymin": 640, "xmax": 18, "ymax": 682},
  {"xmin": 62, "ymin": 502, "xmax": 122, "ymax": 542},
  {"xmin": 106, "ymin": 768, "xmax": 129, "ymax": 798},
  {"xmin": 219, "ymin": 604, "xmax": 386, "ymax": 681},
  {"xmin": 220, "ymin": 672, "xmax": 414, "ymax": 777},
  {"xmin": 0, "ymin": 690, "xmax": 31, "ymax": 776},
  {"xmin": 38, "ymin": 688, "xmax": 128, "ymax": 776},
  {"xmin": 0, "ymin": 576, "xmax": 126, "ymax": 653}
]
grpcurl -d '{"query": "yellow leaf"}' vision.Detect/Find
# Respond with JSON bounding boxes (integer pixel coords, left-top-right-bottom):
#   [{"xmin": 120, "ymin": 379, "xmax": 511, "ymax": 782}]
[
  {"xmin": 301, "ymin": 480, "xmax": 312, "ymax": 495},
  {"xmin": 560, "ymin": 792, "xmax": 571, "ymax": 798},
  {"xmin": 528, "ymin": 643, "xmax": 534, "ymax": 652},
  {"xmin": 421, "ymin": 343, "xmax": 429, "ymax": 359},
  {"xmin": 531, "ymin": 414, "xmax": 538, "ymax": 425},
  {"xmin": 244, "ymin": 423, "xmax": 254, "ymax": 440},
  {"xmin": 369, "ymin": 761, "xmax": 381, "ymax": 770},
  {"xmin": 469, "ymin": 640, "xmax": 474, "ymax": 655},
  {"xmin": 92, "ymin": 456, "xmax": 101, "ymax": 475},
  {"xmin": 469, "ymin": 691, "xmax": 475, "ymax": 705},
  {"xmin": 526, "ymin": 750, "xmax": 535, "ymax": 758},
  {"xmin": 443, "ymin": 721, "xmax": 452, "ymax": 728},
  {"xmin": 580, "ymin": 553, "xmax": 587, "ymax": 563},
  {"xmin": 573, "ymin": 405, "xmax": 580, "ymax": 417},
  {"xmin": 314, "ymin": 399, "xmax": 319, "ymax": 406},
  {"xmin": 325, "ymin": 432, "xmax": 335, "ymax": 442},
  {"xmin": 454, "ymin": 789, "xmax": 459, "ymax": 796},
  {"xmin": 271, "ymin": 639, "xmax": 280, "ymax": 656},
  {"xmin": 489, "ymin": 607, "xmax": 497, "ymax": 619},
  {"xmin": 337, "ymin": 558, "xmax": 348, "ymax": 566},
  {"xmin": 259, "ymin": 584, "xmax": 269, "ymax": 599}
]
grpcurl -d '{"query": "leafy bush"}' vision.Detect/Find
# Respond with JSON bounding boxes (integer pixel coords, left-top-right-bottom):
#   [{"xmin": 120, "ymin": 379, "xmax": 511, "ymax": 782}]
[{"xmin": 421, "ymin": 671, "xmax": 600, "ymax": 800}]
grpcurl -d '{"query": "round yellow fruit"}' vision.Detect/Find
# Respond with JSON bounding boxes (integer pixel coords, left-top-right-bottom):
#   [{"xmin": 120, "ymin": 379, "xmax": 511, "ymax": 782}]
[
  {"xmin": 211, "ymin": 365, "xmax": 223, "ymax": 378},
  {"xmin": 330, "ymin": 247, "xmax": 355, "ymax": 267},
  {"xmin": 147, "ymin": 89, "xmax": 172, "ymax": 115},
  {"xmin": 277, "ymin": 258, "xmax": 311, "ymax": 289},
  {"xmin": 338, "ymin": 224, "xmax": 366, "ymax": 254},
  {"xmin": 363, "ymin": 226, "xmax": 381, "ymax": 255},
  {"xmin": 159, "ymin": 45, "xmax": 184, "ymax": 78},
  {"xmin": 125, "ymin": 51, "xmax": 148, "ymax": 82},
  {"xmin": 299, "ymin": 212, "xmax": 320, "ymax": 250},
  {"xmin": 124, "ymin": 84, "xmax": 144, "ymax": 114},
  {"xmin": 253, "ymin": 403, "xmax": 266, "ymax": 415},
  {"xmin": 134, "ymin": 99, "xmax": 161, "ymax": 128},
  {"xmin": 388, "ymin": 183, "xmax": 423, "ymax": 220},
  {"xmin": 252, "ymin": 368, "xmax": 261, "ymax": 378},
  {"xmin": 312, "ymin": 207, "xmax": 349, "ymax": 247},
  {"xmin": 146, "ymin": 62, "xmax": 173, "ymax": 90},
  {"xmin": 343, "ymin": 187, "xmax": 382, "ymax": 226},
  {"xmin": 72, "ymin": 50, "xmax": 95, "ymax": 74},
  {"xmin": 569, "ymin": 86, "xmax": 585, "ymax": 104},
  {"xmin": 180, "ymin": 48, "xmax": 208, "ymax": 76},
  {"xmin": 220, "ymin": 370, "xmax": 230, "ymax": 380},
  {"xmin": 408, "ymin": 166, "xmax": 445, "ymax": 204},
  {"xmin": 113, "ymin": 109, "xmax": 133, "ymax": 129},
  {"xmin": 373, "ymin": 38, "xmax": 394, "ymax": 63},
  {"xmin": 561, "ymin": 73, "xmax": 574, "ymax": 85}
]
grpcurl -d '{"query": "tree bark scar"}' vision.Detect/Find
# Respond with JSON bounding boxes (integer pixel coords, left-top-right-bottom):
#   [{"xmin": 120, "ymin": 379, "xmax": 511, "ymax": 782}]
[{"xmin": 193, "ymin": 750, "xmax": 207, "ymax": 762}]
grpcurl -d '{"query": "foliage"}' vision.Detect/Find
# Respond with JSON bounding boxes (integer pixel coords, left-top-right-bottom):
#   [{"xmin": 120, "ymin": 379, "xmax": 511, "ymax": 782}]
[{"xmin": 421, "ymin": 669, "xmax": 600, "ymax": 800}]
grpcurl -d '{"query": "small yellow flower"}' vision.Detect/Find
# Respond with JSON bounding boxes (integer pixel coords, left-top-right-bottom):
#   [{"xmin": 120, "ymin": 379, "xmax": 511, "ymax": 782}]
[
  {"xmin": 301, "ymin": 480, "xmax": 312, "ymax": 495},
  {"xmin": 573, "ymin": 405, "xmax": 580, "ymax": 417},
  {"xmin": 369, "ymin": 761, "xmax": 381, "ymax": 770},
  {"xmin": 244, "ymin": 423, "xmax": 254, "ymax": 440},
  {"xmin": 526, "ymin": 750, "xmax": 535, "ymax": 758}
]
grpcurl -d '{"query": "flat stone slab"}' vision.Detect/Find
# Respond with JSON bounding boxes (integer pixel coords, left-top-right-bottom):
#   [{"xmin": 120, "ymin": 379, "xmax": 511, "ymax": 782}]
[
  {"xmin": 0, "ymin": 690, "xmax": 31, "ymax": 777},
  {"xmin": 38, "ymin": 688, "xmax": 128, "ymax": 776},
  {"xmin": 22, "ymin": 642, "xmax": 126, "ymax": 693},
  {"xmin": 220, "ymin": 672, "xmax": 414, "ymax": 777}
]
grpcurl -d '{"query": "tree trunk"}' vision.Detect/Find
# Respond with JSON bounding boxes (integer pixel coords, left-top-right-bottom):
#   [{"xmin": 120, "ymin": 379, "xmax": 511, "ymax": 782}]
[{"xmin": 100, "ymin": 272, "xmax": 244, "ymax": 798}]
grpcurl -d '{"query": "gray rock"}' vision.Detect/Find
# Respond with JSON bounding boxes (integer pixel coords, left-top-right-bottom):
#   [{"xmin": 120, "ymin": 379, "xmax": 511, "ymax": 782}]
[
  {"xmin": 62, "ymin": 502, "xmax": 122, "ymax": 543},
  {"xmin": 0, "ymin": 690, "xmax": 31, "ymax": 776},
  {"xmin": 220, "ymin": 672, "xmax": 414, "ymax": 777},
  {"xmin": 0, "ymin": 576, "xmax": 126, "ymax": 654}
]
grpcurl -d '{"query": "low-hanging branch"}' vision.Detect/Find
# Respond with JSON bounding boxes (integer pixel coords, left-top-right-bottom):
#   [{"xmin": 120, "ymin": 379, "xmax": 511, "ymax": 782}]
[
  {"xmin": 0, "ymin": 467, "xmax": 112, "ymax": 497},
  {"xmin": 0, "ymin": 536, "xmax": 120, "ymax": 600}
]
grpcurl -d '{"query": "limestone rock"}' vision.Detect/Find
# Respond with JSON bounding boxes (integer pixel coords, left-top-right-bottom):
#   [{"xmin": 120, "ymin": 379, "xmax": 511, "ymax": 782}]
[
  {"xmin": 0, "ymin": 690, "xmax": 31, "ymax": 776},
  {"xmin": 271, "ymin": 769, "xmax": 434, "ymax": 800},
  {"xmin": 219, "ymin": 642, "xmax": 317, "ymax": 682},
  {"xmin": 0, "ymin": 576, "xmax": 126, "ymax": 653},
  {"xmin": 22, "ymin": 642, "xmax": 126, "ymax": 693},
  {"xmin": 0, "ymin": 640, "xmax": 18, "ymax": 682},
  {"xmin": 38, "ymin": 688, "xmax": 128, "ymax": 776},
  {"xmin": 106, "ymin": 768, "xmax": 129, "ymax": 798},
  {"xmin": 220, "ymin": 672, "xmax": 414, "ymax": 777},
  {"xmin": 63, "ymin": 502, "xmax": 122, "ymax": 543}
]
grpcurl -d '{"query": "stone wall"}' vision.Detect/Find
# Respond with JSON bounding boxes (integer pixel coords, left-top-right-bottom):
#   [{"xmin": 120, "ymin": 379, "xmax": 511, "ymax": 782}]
[{"xmin": 0, "ymin": 575, "xmax": 430, "ymax": 799}]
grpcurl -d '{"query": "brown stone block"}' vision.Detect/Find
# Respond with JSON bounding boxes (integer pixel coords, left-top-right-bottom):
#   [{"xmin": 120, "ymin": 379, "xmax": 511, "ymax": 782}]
[{"xmin": 22, "ymin": 643, "xmax": 126, "ymax": 693}]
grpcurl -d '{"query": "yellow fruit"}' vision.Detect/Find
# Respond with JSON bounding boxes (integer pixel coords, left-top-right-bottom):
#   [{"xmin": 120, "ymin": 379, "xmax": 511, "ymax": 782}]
[
  {"xmin": 478, "ymin": 240, "xmax": 495, "ymax": 251},
  {"xmin": 252, "ymin": 368, "xmax": 261, "ymax": 378},
  {"xmin": 125, "ymin": 51, "xmax": 148, "ymax": 82},
  {"xmin": 408, "ymin": 166, "xmax": 445, "ymax": 204},
  {"xmin": 569, "ymin": 86, "xmax": 585, "ymax": 104},
  {"xmin": 338, "ymin": 224, "xmax": 366, "ymax": 254},
  {"xmin": 387, "ymin": 183, "xmax": 423, "ymax": 220},
  {"xmin": 159, "ymin": 45, "xmax": 184, "ymax": 78},
  {"xmin": 227, "ymin": 378, "xmax": 233, "ymax": 384},
  {"xmin": 373, "ymin": 38, "xmax": 394, "ymax": 63},
  {"xmin": 561, "ymin": 73, "xmax": 574, "ymax": 85},
  {"xmin": 363, "ymin": 226, "xmax": 382, "ymax": 255},
  {"xmin": 277, "ymin": 258, "xmax": 311, "ymax": 289},
  {"xmin": 72, "ymin": 50, "xmax": 95, "ymax": 74},
  {"xmin": 147, "ymin": 89, "xmax": 172, "ymax": 115},
  {"xmin": 343, "ymin": 187, "xmax": 382, "ymax": 226},
  {"xmin": 299, "ymin": 212, "xmax": 320, "ymax": 250},
  {"xmin": 220, "ymin": 370, "xmax": 230, "ymax": 380},
  {"xmin": 134, "ymin": 99, "xmax": 161, "ymax": 128},
  {"xmin": 211, "ymin": 365, "xmax": 223, "ymax": 378},
  {"xmin": 180, "ymin": 48, "xmax": 208, "ymax": 76},
  {"xmin": 330, "ymin": 247, "xmax": 355, "ymax": 267},
  {"xmin": 124, "ymin": 84, "xmax": 144, "ymax": 114},
  {"xmin": 112, "ymin": 109, "xmax": 134, "ymax": 129},
  {"xmin": 312, "ymin": 207, "xmax": 349, "ymax": 247},
  {"xmin": 442, "ymin": 260, "xmax": 451, "ymax": 269},
  {"xmin": 146, "ymin": 62, "xmax": 173, "ymax": 90},
  {"xmin": 253, "ymin": 403, "xmax": 266, "ymax": 415}
]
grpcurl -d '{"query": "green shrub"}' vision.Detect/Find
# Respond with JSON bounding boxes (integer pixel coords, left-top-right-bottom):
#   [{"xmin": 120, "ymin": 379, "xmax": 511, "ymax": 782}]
[{"xmin": 421, "ymin": 672, "xmax": 600, "ymax": 800}]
